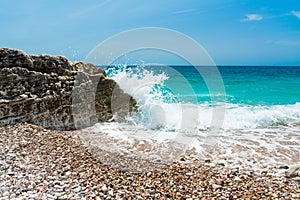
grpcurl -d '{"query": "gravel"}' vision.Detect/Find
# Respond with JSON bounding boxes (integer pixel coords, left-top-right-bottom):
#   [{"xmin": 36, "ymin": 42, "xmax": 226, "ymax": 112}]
[{"xmin": 0, "ymin": 123, "xmax": 299, "ymax": 199}]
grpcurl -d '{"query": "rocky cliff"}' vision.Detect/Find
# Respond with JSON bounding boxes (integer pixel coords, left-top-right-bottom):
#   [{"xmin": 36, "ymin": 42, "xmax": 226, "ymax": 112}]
[{"xmin": 0, "ymin": 48, "xmax": 136, "ymax": 130}]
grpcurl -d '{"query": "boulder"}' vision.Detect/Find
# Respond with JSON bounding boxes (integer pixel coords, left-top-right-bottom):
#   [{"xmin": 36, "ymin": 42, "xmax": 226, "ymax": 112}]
[
  {"xmin": 0, "ymin": 48, "xmax": 136, "ymax": 130},
  {"xmin": 285, "ymin": 164, "xmax": 300, "ymax": 178}
]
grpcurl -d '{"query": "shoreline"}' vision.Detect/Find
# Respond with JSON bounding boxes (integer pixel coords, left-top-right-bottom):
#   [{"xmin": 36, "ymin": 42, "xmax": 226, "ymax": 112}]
[
  {"xmin": 78, "ymin": 122, "xmax": 300, "ymax": 172},
  {"xmin": 1, "ymin": 123, "xmax": 299, "ymax": 199}
]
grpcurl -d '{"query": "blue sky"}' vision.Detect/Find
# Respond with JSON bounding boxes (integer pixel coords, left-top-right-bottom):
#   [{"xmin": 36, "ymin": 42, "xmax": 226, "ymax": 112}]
[{"xmin": 1, "ymin": 0, "xmax": 300, "ymax": 65}]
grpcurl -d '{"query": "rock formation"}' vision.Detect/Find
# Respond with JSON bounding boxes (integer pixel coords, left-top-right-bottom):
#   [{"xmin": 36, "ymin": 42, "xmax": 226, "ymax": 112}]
[
  {"xmin": 0, "ymin": 48, "xmax": 136, "ymax": 130},
  {"xmin": 286, "ymin": 164, "xmax": 300, "ymax": 178}
]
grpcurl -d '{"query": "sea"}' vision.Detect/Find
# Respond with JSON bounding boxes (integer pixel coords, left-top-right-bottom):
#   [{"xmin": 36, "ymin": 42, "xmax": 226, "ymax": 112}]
[{"xmin": 84, "ymin": 65, "xmax": 300, "ymax": 169}]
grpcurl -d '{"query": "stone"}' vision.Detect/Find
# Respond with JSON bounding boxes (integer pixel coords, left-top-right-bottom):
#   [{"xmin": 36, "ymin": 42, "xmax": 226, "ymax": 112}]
[
  {"xmin": 27, "ymin": 185, "xmax": 34, "ymax": 190},
  {"xmin": 108, "ymin": 190, "xmax": 114, "ymax": 196},
  {"xmin": 212, "ymin": 184, "xmax": 222, "ymax": 190},
  {"xmin": 278, "ymin": 165, "xmax": 289, "ymax": 169},
  {"xmin": 217, "ymin": 160, "xmax": 226, "ymax": 167},
  {"xmin": 3, "ymin": 191, "xmax": 9, "ymax": 197},
  {"xmin": 21, "ymin": 140, "xmax": 29, "ymax": 147},
  {"xmin": 28, "ymin": 194, "xmax": 38, "ymax": 199},
  {"xmin": 101, "ymin": 185, "xmax": 108, "ymax": 192},
  {"xmin": 46, "ymin": 193, "xmax": 56, "ymax": 199},
  {"xmin": 285, "ymin": 164, "xmax": 300, "ymax": 178},
  {"xmin": 73, "ymin": 186, "xmax": 81, "ymax": 193},
  {"xmin": 54, "ymin": 192, "xmax": 63, "ymax": 198},
  {"xmin": 7, "ymin": 170, "xmax": 15, "ymax": 176},
  {"xmin": 215, "ymin": 179, "xmax": 223, "ymax": 186},
  {"xmin": 65, "ymin": 171, "xmax": 72, "ymax": 176},
  {"xmin": 0, "ymin": 48, "xmax": 137, "ymax": 130},
  {"xmin": 233, "ymin": 177, "xmax": 242, "ymax": 182},
  {"xmin": 292, "ymin": 177, "xmax": 300, "ymax": 182}
]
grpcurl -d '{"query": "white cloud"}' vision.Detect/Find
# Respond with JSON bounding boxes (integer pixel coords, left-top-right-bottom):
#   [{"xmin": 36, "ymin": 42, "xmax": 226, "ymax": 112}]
[
  {"xmin": 291, "ymin": 10, "xmax": 300, "ymax": 19},
  {"xmin": 241, "ymin": 14, "xmax": 263, "ymax": 22}
]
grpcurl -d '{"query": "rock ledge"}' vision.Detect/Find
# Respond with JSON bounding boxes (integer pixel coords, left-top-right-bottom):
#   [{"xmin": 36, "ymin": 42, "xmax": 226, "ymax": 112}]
[{"xmin": 0, "ymin": 48, "xmax": 136, "ymax": 130}]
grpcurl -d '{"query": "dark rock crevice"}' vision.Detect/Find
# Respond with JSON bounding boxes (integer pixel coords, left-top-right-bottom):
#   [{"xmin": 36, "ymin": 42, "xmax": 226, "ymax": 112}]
[{"xmin": 0, "ymin": 48, "xmax": 137, "ymax": 130}]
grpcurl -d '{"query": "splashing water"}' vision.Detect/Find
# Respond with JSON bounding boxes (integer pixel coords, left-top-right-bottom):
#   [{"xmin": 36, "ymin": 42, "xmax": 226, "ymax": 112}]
[
  {"xmin": 106, "ymin": 65, "xmax": 300, "ymax": 131},
  {"xmin": 85, "ymin": 65, "xmax": 300, "ymax": 169}
]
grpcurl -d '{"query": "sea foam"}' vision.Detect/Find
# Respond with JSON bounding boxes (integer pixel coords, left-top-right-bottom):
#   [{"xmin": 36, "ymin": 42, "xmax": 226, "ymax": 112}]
[
  {"xmin": 106, "ymin": 65, "xmax": 300, "ymax": 131},
  {"xmin": 87, "ymin": 65, "xmax": 300, "ymax": 168}
]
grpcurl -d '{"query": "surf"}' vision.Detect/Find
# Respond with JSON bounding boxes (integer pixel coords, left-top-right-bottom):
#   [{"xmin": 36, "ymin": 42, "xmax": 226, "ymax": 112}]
[{"xmin": 104, "ymin": 64, "xmax": 300, "ymax": 131}]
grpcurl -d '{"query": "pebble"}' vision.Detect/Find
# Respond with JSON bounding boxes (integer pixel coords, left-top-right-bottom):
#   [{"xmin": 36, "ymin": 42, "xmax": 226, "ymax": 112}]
[
  {"xmin": 233, "ymin": 177, "xmax": 242, "ymax": 182},
  {"xmin": 65, "ymin": 171, "xmax": 72, "ymax": 176},
  {"xmin": 215, "ymin": 179, "xmax": 223, "ymax": 186},
  {"xmin": 108, "ymin": 190, "xmax": 114, "ymax": 196},
  {"xmin": 21, "ymin": 140, "xmax": 29, "ymax": 147},
  {"xmin": 3, "ymin": 191, "xmax": 10, "ymax": 197},
  {"xmin": 101, "ymin": 185, "xmax": 108, "ymax": 192},
  {"xmin": 278, "ymin": 165, "xmax": 289, "ymax": 169},
  {"xmin": 212, "ymin": 184, "xmax": 222, "ymax": 189},
  {"xmin": 217, "ymin": 160, "xmax": 226, "ymax": 166},
  {"xmin": 73, "ymin": 186, "xmax": 81, "ymax": 193},
  {"xmin": 292, "ymin": 177, "xmax": 300, "ymax": 182},
  {"xmin": 46, "ymin": 194, "xmax": 55, "ymax": 199},
  {"xmin": 285, "ymin": 164, "xmax": 300, "ymax": 178},
  {"xmin": 29, "ymin": 194, "xmax": 38, "ymax": 199},
  {"xmin": 27, "ymin": 185, "xmax": 34, "ymax": 191},
  {"xmin": 0, "ymin": 123, "xmax": 299, "ymax": 199},
  {"xmin": 7, "ymin": 170, "xmax": 15, "ymax": 176},
  {"xmin": 54, "ymin": 192, "xmax": 63, "ymax": 198}
]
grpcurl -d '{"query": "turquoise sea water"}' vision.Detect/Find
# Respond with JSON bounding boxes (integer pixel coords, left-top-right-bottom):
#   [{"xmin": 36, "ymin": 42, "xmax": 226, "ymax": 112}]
[
  {"xmin": 103, "ymin": 65, "xmax": 300, "ymax": 130},
  {"xmin": 219, "ymin": 66, "xmax": 300, "ymax": 105},
  {"xmin": 151, "ymin": 65, "xmax": 300, "ymax": 106},
  {"xmin": 92, "ymin": 65, "xmax": 300, "ymax": 165},
  {"xmin": 106, "ymin": 65, "xmax": 300, "ymax": 105}
]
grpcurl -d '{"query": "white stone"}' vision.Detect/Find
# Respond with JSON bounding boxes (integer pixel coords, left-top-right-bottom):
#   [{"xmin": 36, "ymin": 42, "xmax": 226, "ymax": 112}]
[
  {"xmin": 29, "ymin": 194, "xmax": 38, "ymax": 199},
  {"xmin": 54, "ymin": 192, "xmax": 63, "ymax": 198},
  {"xmin": 28, "ymin": 185, "xmax": 34, "ymax": 191},
  {"xmin": 101, "ymin": 185, "xmax": 108, "ymax": 192},
  {"xmin": 218, "ymin": 160, "xmax": 226, "ymax": 166},
  {"xmin": 7, "ymin": 169, "xmax": 15, "ymax": 176},
  {"xmin": 73, "ymin": 186, "xmax": 81, "ymax": 193},
  {"xmin": 212, "ymin": 184, "xmax": 222, "ymax": 189},
  {"xmin": 46, "ymin": 193, "xmax": 56, "ymax": 199},
  {"xmin": 292, "ymin": 177, "xmax": 300, "ymax": 182},
  {"xmin": 234, "ymin": 177, "xmax": 242, "ymax": 182},
  {"xmin": 21, "ymin": 140, "xmax": 29, "ymax": 147},
  {"xmin": 20, "ymin": 94, "xmax": 28, "ymax": 98},
  {"xmin": 108, "ymin": 190, "xmax": 114, "ymax": 196},
  {"xmin": 286, "ymin": 165, "xmax": 300, "ymax": 178},
  {"xmin": 65, "ymin": 171, "xmax": 72, "ymax": 176},
  {"xmin": 3, "ymin": 191, "xmax": 9, "ymax": 196}
]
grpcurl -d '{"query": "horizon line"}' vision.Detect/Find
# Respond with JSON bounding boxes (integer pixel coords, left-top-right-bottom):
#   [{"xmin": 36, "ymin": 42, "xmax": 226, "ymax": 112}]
[{"xmin": 95, "ymin": 64, "xmax": 300, "ymax": 67}]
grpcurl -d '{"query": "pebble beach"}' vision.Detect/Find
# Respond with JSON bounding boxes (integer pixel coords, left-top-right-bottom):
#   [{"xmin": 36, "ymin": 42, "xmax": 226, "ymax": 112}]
[{"xmin": 0, "ymin": 123, "xmax": 299, "ymax": 199}]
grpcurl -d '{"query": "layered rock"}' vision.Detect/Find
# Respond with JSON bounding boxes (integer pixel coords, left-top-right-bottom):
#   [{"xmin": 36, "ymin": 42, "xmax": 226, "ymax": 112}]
[{"xmin": 0, "ymin": 48, "xmax": 136, "ymax": 130}]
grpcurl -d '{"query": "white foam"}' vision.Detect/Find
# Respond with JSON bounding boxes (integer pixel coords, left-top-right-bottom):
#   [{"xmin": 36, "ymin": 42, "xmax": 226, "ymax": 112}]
[
  {"xmin": 91, "ymin": 65, "xmax": 300, "ymax": 167},
  {"xmin": 107, "ymin": 65, "xmax": 300, "ymax": 131}
]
